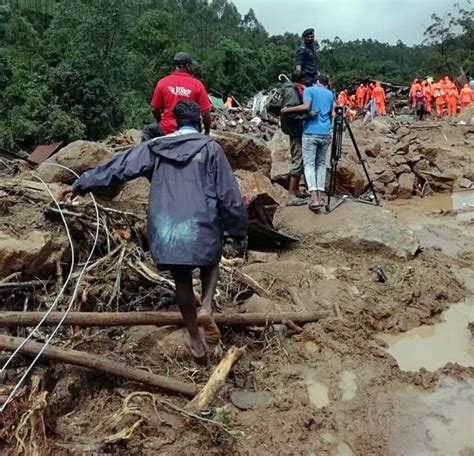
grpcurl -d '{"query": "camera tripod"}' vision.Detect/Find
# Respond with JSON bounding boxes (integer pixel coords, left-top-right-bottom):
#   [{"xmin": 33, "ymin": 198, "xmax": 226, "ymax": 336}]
[{"xmin": 325, "ymin": 107, "xmax": 379, "ymax": 213}]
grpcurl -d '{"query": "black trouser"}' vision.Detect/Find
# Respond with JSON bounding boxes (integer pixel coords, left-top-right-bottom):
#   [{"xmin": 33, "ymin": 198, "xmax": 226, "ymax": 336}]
[{"xmin": 142, "ymin": 121, "xmax": 164, "ymax": 142}]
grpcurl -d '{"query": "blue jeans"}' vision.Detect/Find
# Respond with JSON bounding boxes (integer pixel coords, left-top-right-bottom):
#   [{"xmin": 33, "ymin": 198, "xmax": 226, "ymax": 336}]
[{"xmin": 302, "ymin": 134, "xmax": 330, "ymax": 192}]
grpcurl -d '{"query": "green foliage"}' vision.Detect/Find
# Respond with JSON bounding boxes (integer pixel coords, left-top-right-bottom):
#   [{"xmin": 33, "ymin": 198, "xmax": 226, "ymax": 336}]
[{"xmin": 0, "ymin": 0, "xmax": 472, "ymax": 151}]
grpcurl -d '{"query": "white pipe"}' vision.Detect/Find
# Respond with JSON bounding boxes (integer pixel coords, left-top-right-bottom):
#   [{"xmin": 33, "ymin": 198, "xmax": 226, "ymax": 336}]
[{"xmin": 0, "ymin": 164, "xmax": 100, "ymax": 413}]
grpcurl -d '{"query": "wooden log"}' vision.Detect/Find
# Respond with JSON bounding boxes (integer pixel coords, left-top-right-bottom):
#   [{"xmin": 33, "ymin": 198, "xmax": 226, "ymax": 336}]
[
  {"xmin": 0, "ymin": 335, "xmax": 199, "ymax": 397},
  {"xmin": 186, "ymin": 346, "xmax": 245, "ymax": 412},
  {"xmin": 0, "ymin": 310, "xmax": 329, "ymax": 328}
]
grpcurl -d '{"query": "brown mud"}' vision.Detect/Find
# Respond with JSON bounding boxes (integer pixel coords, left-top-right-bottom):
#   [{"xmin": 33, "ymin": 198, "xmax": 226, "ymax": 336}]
[{"xmin": 1, "ymin": 119, "xmax": 474, "ymax": 455}]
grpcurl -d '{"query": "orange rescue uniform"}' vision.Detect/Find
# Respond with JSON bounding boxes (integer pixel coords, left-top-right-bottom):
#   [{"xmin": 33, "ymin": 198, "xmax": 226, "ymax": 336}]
[
  {"xmin": 373, "ymin": 82, "xmax": 386, "ymax": 115},
  {"xmin": 356, "ymin": 84, "xmax": 367, "ymax": 107},
  {"xmin": 423, "ymin": 84, "xmax": 432, "ymax": 113},
  {"xmin": 433, "ymin": 85, "xmax": 445, "ymax": 118},
  {"xmin": 446, "ymin": 86, "xmax": 458, "ymax": 116},
  {"xmin": 459, "ymin": 84, "xmax": 472, "ymax": 112}
]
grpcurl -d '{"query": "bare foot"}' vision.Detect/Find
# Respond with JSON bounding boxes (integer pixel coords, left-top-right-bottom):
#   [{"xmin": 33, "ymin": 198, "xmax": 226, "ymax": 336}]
[
  {"xmin": 198, "ymin": 309, "xmax": 221, "ymax": 345},
  {"xmin": 183, "ymin": 328, "xmax": 208, "ymax": 363}
]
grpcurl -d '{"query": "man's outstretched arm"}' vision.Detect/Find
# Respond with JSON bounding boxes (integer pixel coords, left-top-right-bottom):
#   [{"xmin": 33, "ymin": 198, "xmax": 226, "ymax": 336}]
[{"xmin": 70, "ymin": 142, "xmax": 155, "ymax": 196}]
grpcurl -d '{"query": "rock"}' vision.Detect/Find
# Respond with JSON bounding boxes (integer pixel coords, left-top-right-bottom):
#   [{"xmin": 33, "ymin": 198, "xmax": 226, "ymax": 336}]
[
  {"xmin": 396, "ymin": 143, "xmax": 410, "ymax": 154},
  {"xmin": 373, "ymin": 181, "xmax": 386, "ymax": 194},
  {"xmin": 37, "ymin": 140, "xmax": 113, "ymax": 184},
  {"xmin": 230, "ymin": 390, "xmax": 272, "ymax": 410},
  {"xmin": 394, "ymin": 164, "xmax": 411, "ymax": 175},
  {"xmin": 242, "ymin": 295, "xmax": 277, "ymax": 313},
  {"xmin": 386, "ymin": 181, "xmax": 400, "ymax": 199},
  {"xmin": 397, "ymin": 173, "xmax": 416, "ymax": 199},
  {"xmin": 115, "ymin": 177, "xmax": 150, "ymax": 206},
  {"xmin": 455, "ymin": 177, "xmax": 472, "ymax": 189},
  {"xmin": 365, "ymin": 142, "xmax": 381, "ymax": 158},
  {"xmin": 332, "ymin": 158, "xmax": 366, "ymax": 197},
  {"xmin": 247, "ymin": 251, "xmax": 279, "ymax": 264},
  {"xmin": 405, "ymin": 151, "xmax": 423, "ymax": 164},
  {"xmin": 457, "ymin": 104, "xmax": 474, "ymax": 126},
  {"xmin": 235, "ymin": 169, "xmax": 285, "ymax": 205},
  {"xmin": 374, "ymin": 168, "xmax": 397, "ymax": 184},
  {"xmin": 0, "ymin": 230, "xmax": 69, "ymax": 279},
  {"xmin": 463, "ymin": 165, "xmax": 474, "ymax": 181},
  {"xmin": 277, "ymin": 203, "xmax": 420, "ymax": 259},
  {"xmin": 267, "ymin": 129, "xmax": 291, "ymax": 185},
  {"xmin": 412, "ymin": 159, "xmax": 430, "ymax": 174},
  {"xmin": 212, "ymin": 131, "xmax": 272, "ymax": 177},
  {"xmin": 389, "ymin": 155, "xmax": 408, "ymax": 167}
]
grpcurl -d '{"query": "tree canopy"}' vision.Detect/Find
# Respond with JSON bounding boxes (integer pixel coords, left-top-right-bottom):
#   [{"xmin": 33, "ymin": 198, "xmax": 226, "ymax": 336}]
[{"xmin": 0, "ymin": 0, "xmax": 472, "ymax": 150}]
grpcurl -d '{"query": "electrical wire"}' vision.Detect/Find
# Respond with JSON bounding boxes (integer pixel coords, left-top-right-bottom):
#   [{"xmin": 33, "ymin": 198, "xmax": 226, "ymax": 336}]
[{"xmin": 0, "ymin": 164, "xmax": 100, "ymax": 412}]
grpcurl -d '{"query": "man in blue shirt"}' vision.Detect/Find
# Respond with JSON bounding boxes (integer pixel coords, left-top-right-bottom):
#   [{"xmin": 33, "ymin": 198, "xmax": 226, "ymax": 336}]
[{"xmin": 281, "ymin": 75, "xmax": 334, "ymax": 211}]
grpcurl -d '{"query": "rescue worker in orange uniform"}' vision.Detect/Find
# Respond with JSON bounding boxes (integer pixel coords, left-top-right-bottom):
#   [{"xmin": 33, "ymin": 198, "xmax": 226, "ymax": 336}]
[
  {"xmin": 433, "ymin": 83, "xmax": 445, "ymax": 118},
  {"xmin": 356, "ymin": 84, "xmax": 367, "ymax": 108},
  {"xmin": 446, "ymin": 84, "xmax": 459, "ymax": 116},
  {"xmin": 337, "ymin": 89, "xmax": 349, "ymax": 107},
  {"xmin": 422, "ymin": 81, "xmax": 433, "ymax": 114},
  {"xmin": 365, "ymin": 83, "xmax": 374, "ymax": 105},
  {"xmin": 373, "ymin": 82, "xmax": 386, "ymax": 116},
  {"xmin": 459, "ymin": 83, "xmax": 473, "ymax": 112},
  {"xmin": 348, "ymin": 94, "xmax": 356, "ymax": 109},
  {"xmin": 409, "ymin": 79, "xmax": 422, "ymax": 107}
]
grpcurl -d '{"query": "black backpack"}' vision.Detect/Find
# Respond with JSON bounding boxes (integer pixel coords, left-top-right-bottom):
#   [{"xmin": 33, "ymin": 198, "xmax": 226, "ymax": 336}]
[{"xmin": 278, "ymin": 82, "xmax": 306, "ymax": 137}]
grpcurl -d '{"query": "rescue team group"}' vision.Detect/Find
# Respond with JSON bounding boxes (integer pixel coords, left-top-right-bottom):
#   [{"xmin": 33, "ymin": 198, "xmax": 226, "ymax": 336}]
[{"xmin": 59, "ymin": 28, "xmax": 473, "ymax": 362}]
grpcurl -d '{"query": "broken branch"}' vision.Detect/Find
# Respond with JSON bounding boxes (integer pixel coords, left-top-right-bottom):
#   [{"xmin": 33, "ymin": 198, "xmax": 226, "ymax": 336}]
[
  {"xmin": 186, "ymin": 346, "xmax": 245, "ymax": 412},
  {"xmin": 0, "ymin": 310, "xmax": 329, "ymax": 328},
  {"xmin": 0, "ymin": 335, "xmax": 199, "ymax": 397}
]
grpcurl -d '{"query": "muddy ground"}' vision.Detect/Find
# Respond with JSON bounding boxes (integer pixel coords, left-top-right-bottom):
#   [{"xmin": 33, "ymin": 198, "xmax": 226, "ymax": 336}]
[{"xmin": 0, "ymin": 117, "xmax": 473, "ymax": 455}]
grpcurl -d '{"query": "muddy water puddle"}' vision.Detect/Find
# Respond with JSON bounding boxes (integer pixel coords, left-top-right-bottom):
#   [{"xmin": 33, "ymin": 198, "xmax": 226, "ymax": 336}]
[
  {"xmin": 389, "ymin": 378, "xmax": 474, "ymax": 456},
  {"xmin": 389, "ymin": 190, "xmax": 474, "ymax": 223},
  {"xmin": 379, "ymin": 299, "xmax": 474, "ymax": 371}
]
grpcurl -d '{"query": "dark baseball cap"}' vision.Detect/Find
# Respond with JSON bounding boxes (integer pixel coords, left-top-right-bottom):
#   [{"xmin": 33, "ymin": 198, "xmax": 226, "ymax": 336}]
[
  {"xmin": 302, "ymin": 28, "xmax": 315, "ymax": 37},
  {"xmin": 173, "ymin": 52, "xmax": 198, "ymax": 66}
]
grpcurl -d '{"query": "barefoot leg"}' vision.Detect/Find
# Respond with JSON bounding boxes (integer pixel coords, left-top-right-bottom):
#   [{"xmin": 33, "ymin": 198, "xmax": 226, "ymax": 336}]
[
  {"xmin": 199, "ymin": 265, "xmax": 221, "ymax": 345},
  {"xmin": 170, "ymin": 265, "xmax": 206, "ymax": 358}
]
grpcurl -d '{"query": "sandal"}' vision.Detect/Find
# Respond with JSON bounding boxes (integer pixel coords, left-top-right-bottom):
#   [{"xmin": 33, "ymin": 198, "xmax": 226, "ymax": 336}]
[{"xmin": 286, "ymin": 197, "xmax": 307, "ymax": 207}]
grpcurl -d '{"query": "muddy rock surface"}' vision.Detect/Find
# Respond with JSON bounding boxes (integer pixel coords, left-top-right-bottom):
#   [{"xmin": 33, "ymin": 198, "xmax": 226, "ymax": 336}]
[{"xmin": 1, "ymin": 117, "xmax": 473, "ymax": 455}]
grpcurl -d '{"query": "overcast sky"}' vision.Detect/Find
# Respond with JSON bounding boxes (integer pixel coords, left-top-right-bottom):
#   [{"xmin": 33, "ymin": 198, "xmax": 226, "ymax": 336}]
[{"xmin": 232, "ymin": 0, "xmax": 459, "ymax": 45}]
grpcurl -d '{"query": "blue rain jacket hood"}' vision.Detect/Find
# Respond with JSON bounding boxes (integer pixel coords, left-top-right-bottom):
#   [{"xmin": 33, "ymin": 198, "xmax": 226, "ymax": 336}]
[{"xmin": 73, "ymin": 130, "xmax": 247, "ymax": 266}]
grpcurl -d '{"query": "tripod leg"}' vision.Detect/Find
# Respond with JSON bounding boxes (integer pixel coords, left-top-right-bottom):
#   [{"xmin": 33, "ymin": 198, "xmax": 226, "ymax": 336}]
[{"xmin": 345, "ymin": 121, "xmax": 379, "ymax": 205}]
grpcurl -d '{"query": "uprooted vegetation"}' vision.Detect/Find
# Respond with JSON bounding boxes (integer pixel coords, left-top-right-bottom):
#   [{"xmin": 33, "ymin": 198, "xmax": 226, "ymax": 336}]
[{"xmin": 0, "ymin": 111, "xmax": 473, "ymax": 455}]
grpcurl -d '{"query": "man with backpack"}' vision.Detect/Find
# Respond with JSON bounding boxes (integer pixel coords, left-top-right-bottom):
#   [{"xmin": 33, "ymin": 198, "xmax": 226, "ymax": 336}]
[{"xmin": 280, "ymin": 70, "xmax": 308, "ymax": 206}]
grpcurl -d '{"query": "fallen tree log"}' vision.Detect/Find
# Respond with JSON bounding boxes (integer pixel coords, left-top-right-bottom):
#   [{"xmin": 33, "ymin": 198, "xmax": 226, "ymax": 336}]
[
  {"xmin": 186, "ymin": 345, "xmax": 245, "ymax": 412},
  {"xmin": 0, "ymin": 335, "xmax": 199, "ymax": 397},
  {"xmin": 0, "ymin": 310, "xmax": 329, "ymax": 328}
]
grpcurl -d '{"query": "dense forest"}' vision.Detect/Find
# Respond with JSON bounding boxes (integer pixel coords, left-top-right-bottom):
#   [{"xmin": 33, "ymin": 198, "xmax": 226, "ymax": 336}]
[{"xmin": 0, "ymin": 0, "xmax": 472, "ymax": 150}]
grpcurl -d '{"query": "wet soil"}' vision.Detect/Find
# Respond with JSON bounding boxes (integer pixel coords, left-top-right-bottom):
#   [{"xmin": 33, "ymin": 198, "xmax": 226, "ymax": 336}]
[{"xmin": 1, "ymin": 121, "xmax": 474, "ymax": 455}]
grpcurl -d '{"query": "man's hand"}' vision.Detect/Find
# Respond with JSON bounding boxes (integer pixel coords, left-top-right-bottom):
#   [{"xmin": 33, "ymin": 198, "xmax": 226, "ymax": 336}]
[
  {"xmin": 223, "ymin": 236, "xmax": 247, "ymax": 258},
  {"xmin": 280, "ymin": 107, "xmax": 289, "ymax": 115},
  {"xmin": 309, "ymin": 109, "xmax": 318, "ymax": 118},
  {"xmin": 59, "ymin": 187, "xmax": 78, "ymax": 201}
]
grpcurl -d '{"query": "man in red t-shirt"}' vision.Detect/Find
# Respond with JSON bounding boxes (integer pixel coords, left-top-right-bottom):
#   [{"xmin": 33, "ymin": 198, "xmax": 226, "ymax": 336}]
[{"xmin": 143, "ymin": 52, "xmax": 212, "ymax": 141}]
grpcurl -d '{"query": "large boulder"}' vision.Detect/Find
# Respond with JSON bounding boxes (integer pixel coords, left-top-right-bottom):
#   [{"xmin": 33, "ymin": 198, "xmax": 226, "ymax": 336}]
[
  {"xmin": 330, "ymin": 158, "xmax": 366, "ymax": 197},
  {"xmin": 37, "ymin": 141, "xmax": 113, "ymax": 184},
  {"xmin": 397, "ymin": 173, "xmax": 416, "ymax": 199},
  {"xmin": 276, "ymin": 203, "xmax": 420, "ymax": 259},
  {"xmin": 211, "ymin": 131, "xmax": 272, "ymax": 177},
  {"xmin": 0, "ymin": 230, "xmax": 69, "ymax": 279},
  {"xmin": 268, "ymin": 129, "xmax": 291, "ymax": 185},
  {"xmin": 234, "ymin": 169, "xmax": 286, "ymax": 204}
]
